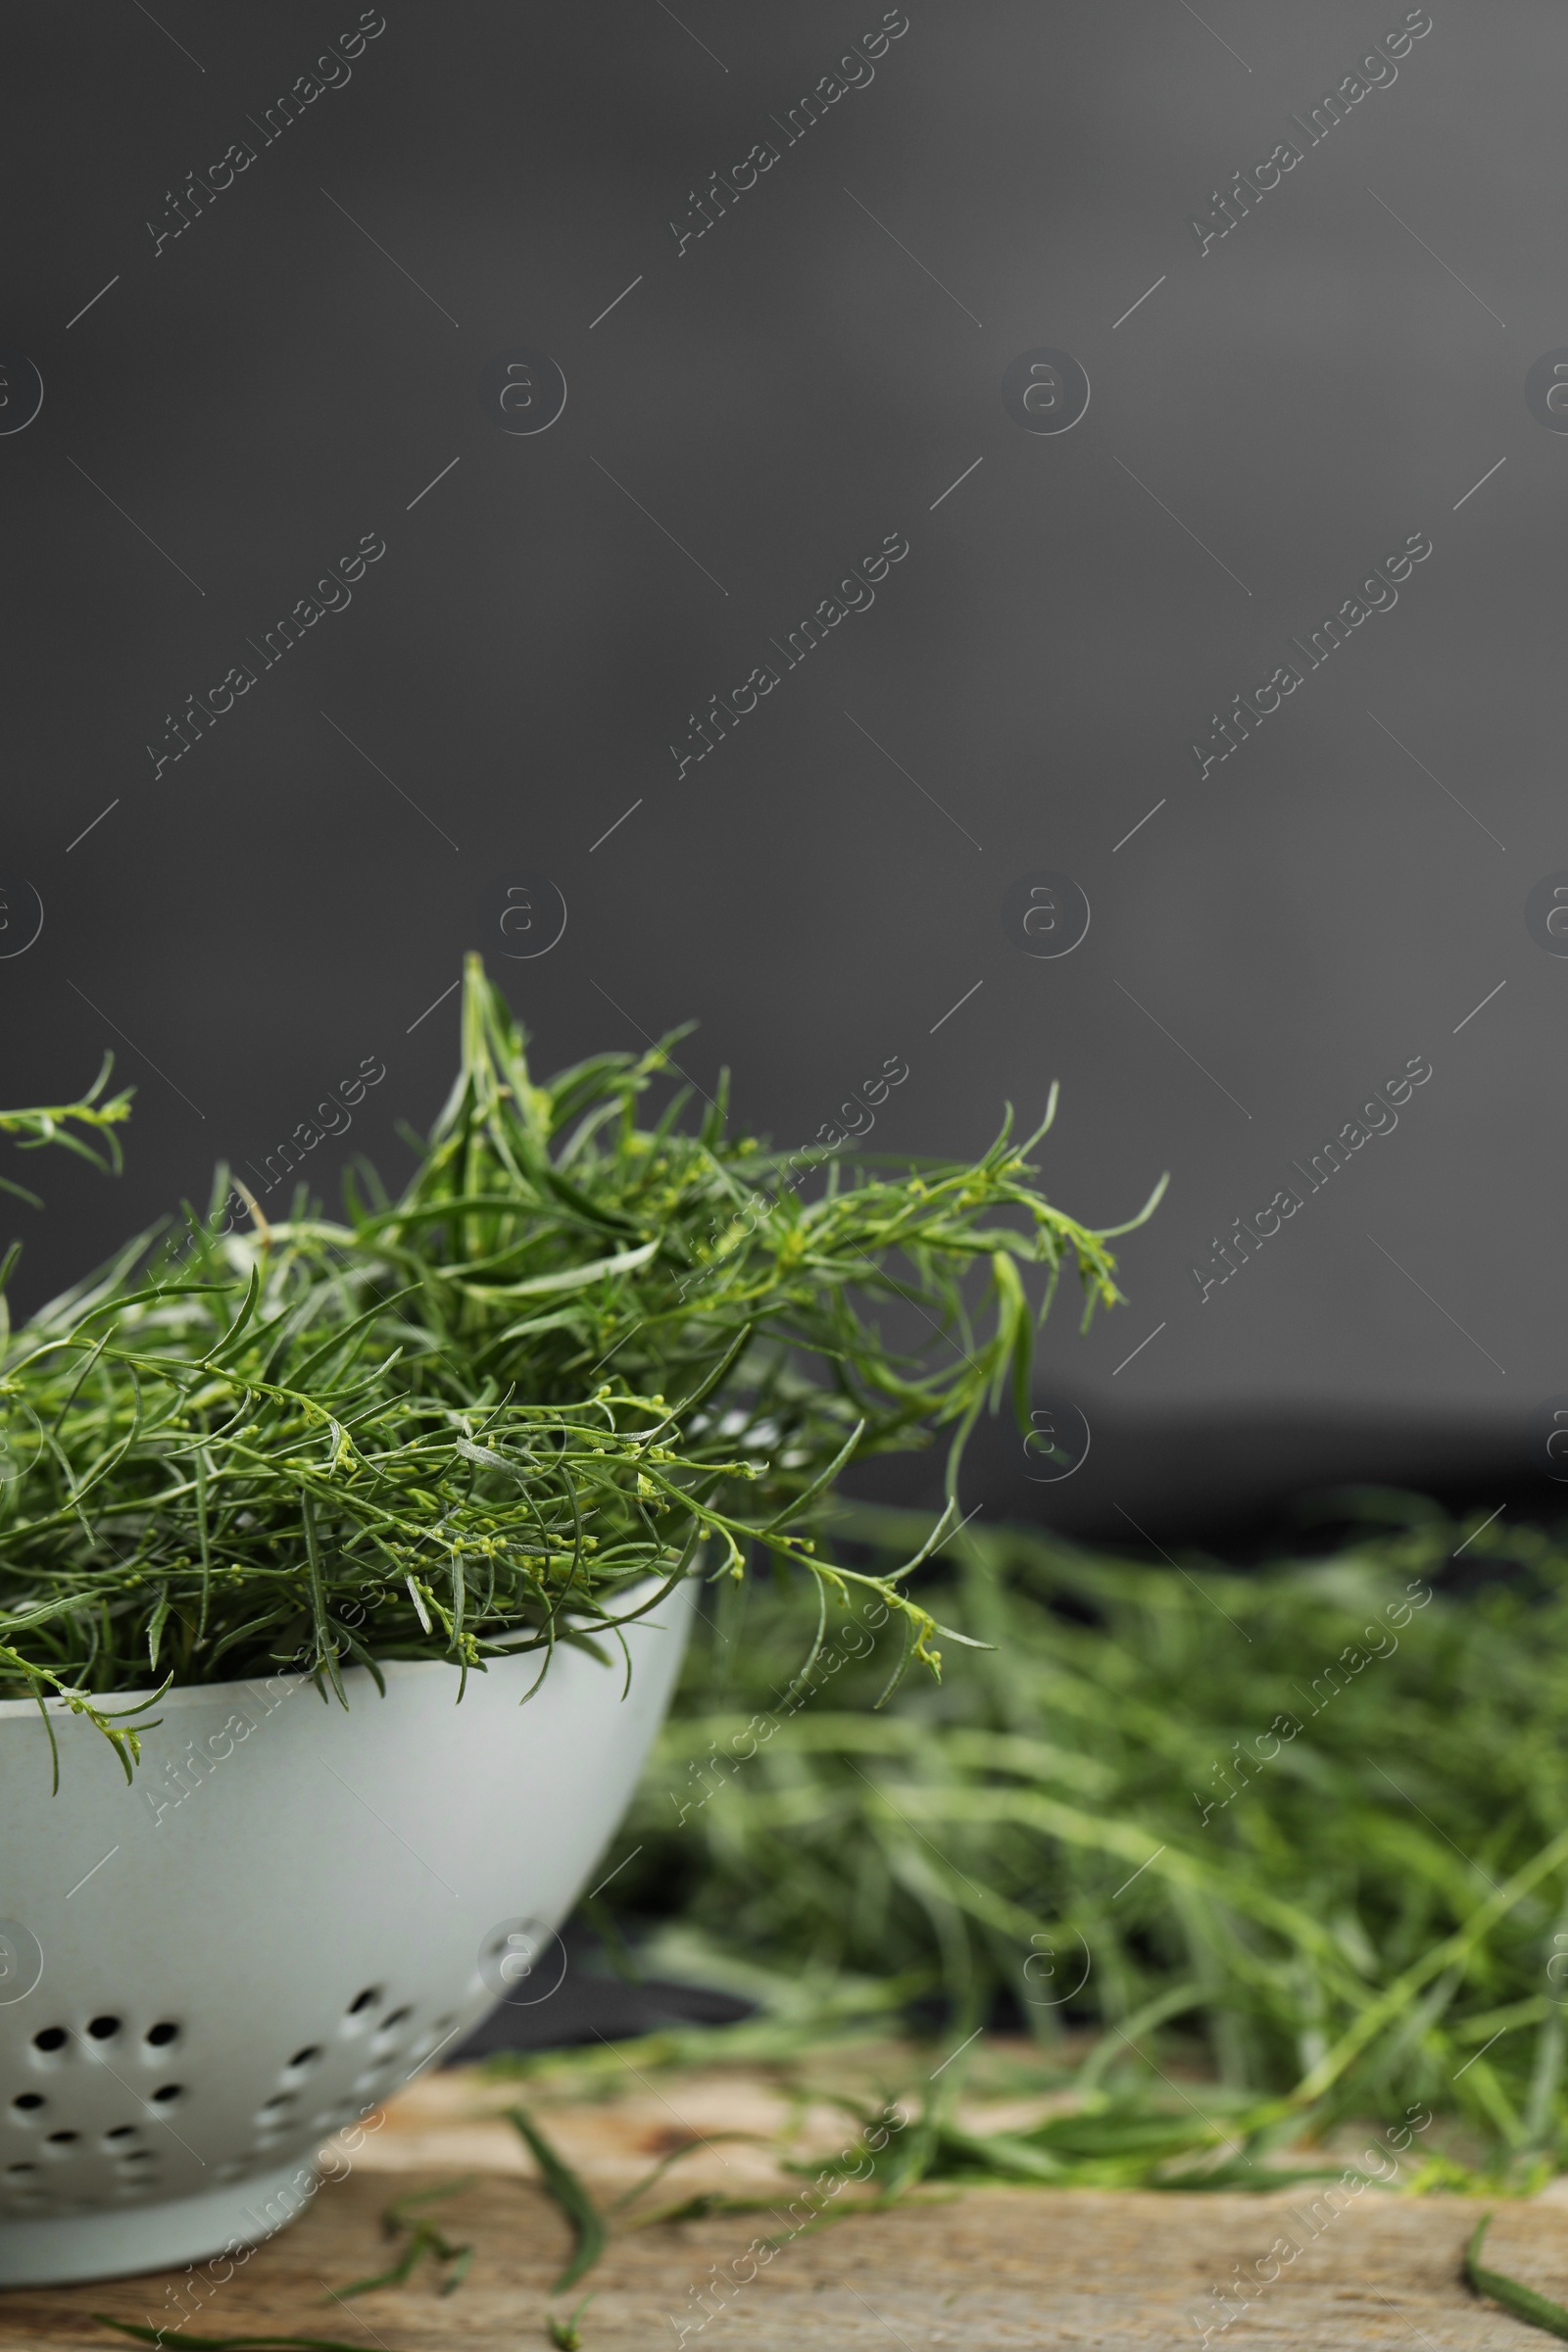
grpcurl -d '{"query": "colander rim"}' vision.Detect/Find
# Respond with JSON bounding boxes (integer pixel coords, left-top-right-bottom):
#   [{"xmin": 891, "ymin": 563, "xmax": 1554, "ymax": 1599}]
[{"xmin": 0, "ymin": 1575, "xmax": 685, "ymax": 1720}]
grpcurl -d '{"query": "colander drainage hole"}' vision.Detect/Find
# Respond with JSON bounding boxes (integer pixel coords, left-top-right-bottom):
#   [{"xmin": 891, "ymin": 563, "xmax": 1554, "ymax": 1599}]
[
  {"xmin": 11, "ymin": 2093, "xmax": 44, "ymax": 2115},
  {"xmin": 145, "ymin": 2020, "xmax": 180, "ymax": 2048},
  {"xmin": 287, "ymin": 2044, "xmax": 322, "ymax": 2071},
  {"xmin": 347, "ymin": 1986, "xmax": 383, "ymax": 2016},
  {"xmin": 31, "ymin": 2027, "xmax": 68, "ymax": 2054},
  {"xmin": 87, "ymin": 2014, "xmax": 122, "ymax": 2041},
  {"xmin": 5, "ymin": 2164, "xmax": 37, "ymax": 2176},
  {"xmin": 151, "ymin": 2084, "xmax": 184, "ymax": 2106},
  {"xmin": 45, "ymin": 2131, "xmax": 78, "ymax": 2145}
]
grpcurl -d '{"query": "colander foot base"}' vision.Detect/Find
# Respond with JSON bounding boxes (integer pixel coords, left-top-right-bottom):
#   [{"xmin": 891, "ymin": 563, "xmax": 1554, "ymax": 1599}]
[{"xmin": 0, "ymin": 2155, "xmax": 318, "ymax": 2286}]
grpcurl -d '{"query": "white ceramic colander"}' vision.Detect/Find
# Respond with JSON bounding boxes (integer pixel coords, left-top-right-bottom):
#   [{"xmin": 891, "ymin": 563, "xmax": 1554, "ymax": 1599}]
[{"xmin": 0, "ymin": 1585, "xmax": 692, "ymax": 2285}]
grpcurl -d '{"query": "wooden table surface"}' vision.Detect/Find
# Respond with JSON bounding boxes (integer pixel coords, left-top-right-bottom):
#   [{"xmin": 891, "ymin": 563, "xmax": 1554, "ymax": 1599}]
[{"xmin": 5, "ymin": 2055, "xmax": 1567, "ymax": 2350}]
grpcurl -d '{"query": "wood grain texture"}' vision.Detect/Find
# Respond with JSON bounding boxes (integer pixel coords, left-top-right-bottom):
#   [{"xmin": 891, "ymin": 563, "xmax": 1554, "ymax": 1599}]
[{"xmin": 3, "ymin": 2065, "xmax": 1565, "ymax": 2350}]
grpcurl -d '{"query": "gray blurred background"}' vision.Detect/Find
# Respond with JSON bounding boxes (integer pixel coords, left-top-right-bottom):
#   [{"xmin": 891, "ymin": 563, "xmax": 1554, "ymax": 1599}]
[{"xmin": 4, "ymin": 0, "xmax": 1559, "ymax": 1548}]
